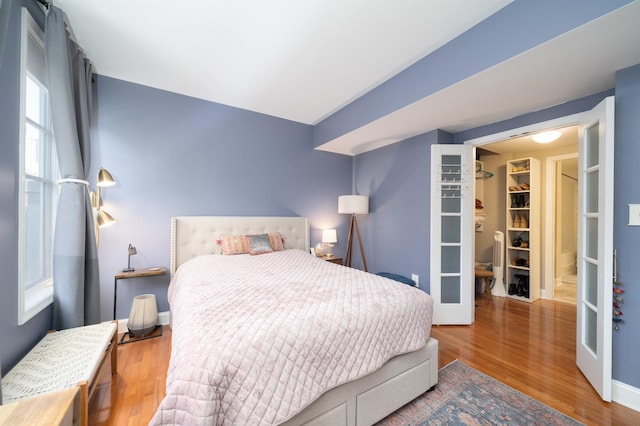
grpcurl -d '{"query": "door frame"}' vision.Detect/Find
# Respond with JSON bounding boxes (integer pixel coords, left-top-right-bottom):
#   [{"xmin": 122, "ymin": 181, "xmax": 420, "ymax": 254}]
[
  {"xmin": 544, "ymin": 152, "xmax": 579, "ymax": 301},
  {"xmin": 465, "ymin": 113, "xmax": 582, "ymax": 301},
  {"xmin": 463, "ymin": 107, "xmax": 613, "ymax": 401},
  {"xmin": 464, "ymin": 114, "xmax": 582, "ymax": 152}
]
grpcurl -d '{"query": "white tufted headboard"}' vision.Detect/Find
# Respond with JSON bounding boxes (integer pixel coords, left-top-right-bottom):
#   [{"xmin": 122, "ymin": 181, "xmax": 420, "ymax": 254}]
[{"xmin": 170, "ymin": 216, "xmax": 310, "ymax": 276}]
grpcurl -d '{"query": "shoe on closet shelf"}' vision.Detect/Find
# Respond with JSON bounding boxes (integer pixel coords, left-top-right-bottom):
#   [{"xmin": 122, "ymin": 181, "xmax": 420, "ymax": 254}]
[
  {"xmin": 513, "ymin": 212, "xmax": 522, "ymax": 228},
  {"xmin": 514, "ymin": 274, "xmax": 530, "ymax": 298},
  {"xmin": 518, "ymin": 182, "xmax": 530, "ymax": 190},
  {"xmin": 519, "ymin": 194, "xmax": 527, "ymax": 207},
  {"xmin": 513, "ymin": 257, "xmax": 528, "ymax": 267},
  {"xmin": 511, "ymin": 194, "xmax": 520, "ymax": 207}
]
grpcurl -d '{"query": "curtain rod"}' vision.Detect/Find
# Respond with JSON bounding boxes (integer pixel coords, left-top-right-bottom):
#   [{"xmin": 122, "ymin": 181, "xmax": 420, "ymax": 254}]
[{"xmin": 36, "ymin": 0, "xmax": 50, "ymax": 9}]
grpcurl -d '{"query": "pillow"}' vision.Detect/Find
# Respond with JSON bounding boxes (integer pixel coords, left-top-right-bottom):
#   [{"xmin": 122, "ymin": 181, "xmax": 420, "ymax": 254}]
[
  {"xmin": 248, "ymin": 234, "xmax": 273, "ymax": 255},
  {"xmin": 268, "ymin": 232, "xmax": 285, "ymax": 251},
  {"xmin": 219, "ymin": 234, "xmax": 250, "ymax": 255}
]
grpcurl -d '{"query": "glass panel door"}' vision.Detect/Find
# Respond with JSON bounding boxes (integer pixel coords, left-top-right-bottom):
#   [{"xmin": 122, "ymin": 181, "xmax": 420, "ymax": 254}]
[
  {"xmin": 576, "ymin": 97, "xmax": 614, "ymax": 401},
  {"xmin": 430, "ymin": 144, "xmax": 474, "ymax": 324}
]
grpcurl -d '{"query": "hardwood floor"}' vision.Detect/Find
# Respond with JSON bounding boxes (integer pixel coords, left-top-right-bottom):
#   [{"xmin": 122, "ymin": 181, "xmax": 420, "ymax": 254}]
[
  {"xmin": 92, "ymin": 329, "xmax": 171, "ymax": 426},
  {"xmin": 432, "ymin": 296, "xmax": 639, "ymax": 426},
  {"xmin": 95, "ymin": 297, "xmax": 639, "ymax": 425}
]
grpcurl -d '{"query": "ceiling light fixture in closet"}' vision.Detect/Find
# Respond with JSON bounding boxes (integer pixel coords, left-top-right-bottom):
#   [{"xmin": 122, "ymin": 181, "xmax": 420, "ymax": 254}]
[{"xmin": 532, "ymin": 130, "xmax": 561, "ymax": 143}]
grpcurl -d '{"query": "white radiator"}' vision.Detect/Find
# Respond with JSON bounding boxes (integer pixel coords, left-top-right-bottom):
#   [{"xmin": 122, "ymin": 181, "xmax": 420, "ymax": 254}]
[{"xmin": 491, "ymin": 231, "xmax": 507, "ymax": 297}]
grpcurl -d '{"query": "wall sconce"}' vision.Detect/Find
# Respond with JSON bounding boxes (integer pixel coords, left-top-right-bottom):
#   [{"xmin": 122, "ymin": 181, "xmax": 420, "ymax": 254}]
[
  {"xmin": 322, "ymin": 229, "xmax": 337, "ymax": 256},
  {"xmin": 92, "ymin": 167, "xmax": 116, "ymax": 229},
  {"xmin": 338, "ymin": 195, "xmax": 369, "ymax": 271}
]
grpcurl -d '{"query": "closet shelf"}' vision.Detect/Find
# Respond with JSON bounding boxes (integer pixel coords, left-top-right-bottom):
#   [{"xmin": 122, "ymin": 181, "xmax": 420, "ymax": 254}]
[{"xmin": 506, "ymin": 157, "xmax": 540, "ymax": 303}]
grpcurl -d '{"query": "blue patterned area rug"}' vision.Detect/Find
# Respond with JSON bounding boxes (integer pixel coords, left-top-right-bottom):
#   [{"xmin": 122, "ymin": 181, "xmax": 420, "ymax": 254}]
[{"xmin": 376, "ymin": 360, "xmax": 583, "ymax": 425}]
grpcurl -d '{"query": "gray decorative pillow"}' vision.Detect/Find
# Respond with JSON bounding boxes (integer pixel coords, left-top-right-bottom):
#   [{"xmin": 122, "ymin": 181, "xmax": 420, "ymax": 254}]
[{"xmin": 248, "ymin": 234, "xmax": 273, "ymax": 255}]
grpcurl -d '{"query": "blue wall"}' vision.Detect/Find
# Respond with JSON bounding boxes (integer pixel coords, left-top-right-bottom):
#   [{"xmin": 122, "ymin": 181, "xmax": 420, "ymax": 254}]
[
  {"xmin": 351, "ymin": 130, "xmax": 450, "ymax": 277},
  {"xmin": 93, "ymin": 76, "xmax": 353, "ymax": 320},
  {"xmin": 612, "ymin": 64, "xmax": 640, "ymax": 388}
]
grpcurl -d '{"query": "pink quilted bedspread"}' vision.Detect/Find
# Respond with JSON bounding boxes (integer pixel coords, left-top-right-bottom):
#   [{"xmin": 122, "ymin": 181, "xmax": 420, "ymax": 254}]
[{"xmin": 151, "ymin": 249, "xmax": 433, "ymax": 425}]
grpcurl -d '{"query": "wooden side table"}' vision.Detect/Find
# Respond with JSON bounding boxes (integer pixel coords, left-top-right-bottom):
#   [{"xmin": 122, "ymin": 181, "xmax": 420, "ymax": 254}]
[
  {"xmin": 321, "ymin": 255, "xmax": 343, "ymax": 265},
  {"xmin": 113, "ymin": 267, "xmax": 167, "ymax": 320}
]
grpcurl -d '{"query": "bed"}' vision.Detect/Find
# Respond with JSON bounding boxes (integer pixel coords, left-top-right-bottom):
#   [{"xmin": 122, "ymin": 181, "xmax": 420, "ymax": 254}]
[{"xmin": 151, "ymin": 216, "xmax": 438, "ymax": 425}]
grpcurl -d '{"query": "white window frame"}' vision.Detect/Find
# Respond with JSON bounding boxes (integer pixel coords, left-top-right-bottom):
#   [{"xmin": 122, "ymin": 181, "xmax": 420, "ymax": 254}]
[{"xmin": 18, "ymin": 8, "xmax": 58, "ymax": 325}]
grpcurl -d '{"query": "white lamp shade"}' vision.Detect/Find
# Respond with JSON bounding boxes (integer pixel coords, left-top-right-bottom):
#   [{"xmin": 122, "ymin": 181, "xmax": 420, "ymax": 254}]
[
  {"xmin": 127, "ymin": 294, "xmax": 158, "ymax": 337},
  {"xmin": 338, "ymin": 195, "xmax": 369, "ymax": 215},
  {"xmin": 322, "ymin": 229, "xmax": 337, "ymax": 244}
]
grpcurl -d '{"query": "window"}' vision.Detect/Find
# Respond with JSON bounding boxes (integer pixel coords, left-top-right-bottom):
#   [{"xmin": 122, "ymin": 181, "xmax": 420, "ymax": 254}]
[{"xmin": 18, "ymin": 9, "xmax": 58, "ymax": 325}]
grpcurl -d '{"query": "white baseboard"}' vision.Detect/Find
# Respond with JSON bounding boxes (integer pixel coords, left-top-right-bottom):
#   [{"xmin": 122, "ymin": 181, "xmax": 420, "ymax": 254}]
[
  {"xmin": 116, "ymin": 310, "xmax": 171, "ymax": 334},
  {"xmin": 158, "ymin": 310, "xmax": 171, "ymax": 325},
  {"xmin": 613, "ymin": 379, "xmax": 640, "ymax": 412},
  {"xmin": 541, "ymin": 287, "xmax": 551, "ymax": 300}
]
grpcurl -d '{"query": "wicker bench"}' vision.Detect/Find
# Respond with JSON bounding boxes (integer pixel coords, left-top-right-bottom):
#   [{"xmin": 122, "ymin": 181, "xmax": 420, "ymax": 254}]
[{"xmin": 1, "ymin": 321, "xmax": 118, "ymax": 426}]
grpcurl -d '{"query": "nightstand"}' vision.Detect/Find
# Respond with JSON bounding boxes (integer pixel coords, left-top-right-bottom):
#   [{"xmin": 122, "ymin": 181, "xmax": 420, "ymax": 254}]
[
  {"xmin": 113, "ymin": 267, "xmax": 167, "ymax": 320},
  {"xmin": 321, "ymin": 255, "xmax": 343, "ymax": 265}
]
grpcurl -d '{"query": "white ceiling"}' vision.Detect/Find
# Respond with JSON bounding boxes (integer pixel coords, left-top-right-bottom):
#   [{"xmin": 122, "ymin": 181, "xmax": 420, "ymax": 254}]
[
  {"xmin": 55, "ymin": 0, "xmax": 511, "ymax": 124},
  {"xmin": 53, "ymin": 0, "xmax": 640, "ymax": 156}
]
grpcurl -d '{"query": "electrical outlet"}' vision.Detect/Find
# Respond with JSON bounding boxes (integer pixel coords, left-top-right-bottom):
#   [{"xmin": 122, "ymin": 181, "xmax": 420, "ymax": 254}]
[{"xmin": 411, "ymin": 274, "xmax": 419, "ymax": 287}]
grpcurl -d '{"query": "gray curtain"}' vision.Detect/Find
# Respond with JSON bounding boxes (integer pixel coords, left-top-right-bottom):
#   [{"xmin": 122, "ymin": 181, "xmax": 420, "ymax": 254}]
[{"xmin": 45, "ymin": 6, "xmax": 100, "ymax": 329}]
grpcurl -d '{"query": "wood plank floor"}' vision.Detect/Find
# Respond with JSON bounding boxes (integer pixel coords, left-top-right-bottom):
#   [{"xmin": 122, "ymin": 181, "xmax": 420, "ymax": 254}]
[{"xmin": 94, "ymin": 297, "xmax": 639, "ymax": 425}]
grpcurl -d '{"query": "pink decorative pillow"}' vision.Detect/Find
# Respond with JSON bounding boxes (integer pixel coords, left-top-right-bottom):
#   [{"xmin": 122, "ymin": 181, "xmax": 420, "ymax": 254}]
[
  {"xmin": 219, "ymin": 234, "xmax": 250, "ymax": 255},
  {"xmin": 248, "ymin": 234, "xmax": 273, "ymax": 255},
  {"xmin": 268, "ymin": 232, "xmax": 285, "ymax": 251}
]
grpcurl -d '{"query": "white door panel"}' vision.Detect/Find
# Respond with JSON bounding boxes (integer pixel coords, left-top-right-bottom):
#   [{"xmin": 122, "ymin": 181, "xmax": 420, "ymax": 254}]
[
  {"xmin": 430, "ymin": 144, "xmax": 474, "ymax": 325},
  {"xmin": 576, "ymin": 96, "xmax": 614, "ymax": 402}
]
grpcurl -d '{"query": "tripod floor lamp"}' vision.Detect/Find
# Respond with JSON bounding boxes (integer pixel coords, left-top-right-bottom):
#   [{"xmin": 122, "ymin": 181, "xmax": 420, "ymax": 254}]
[{"xmin": 338, "ymin": 195, "xmax": 369, "ymax": 272}]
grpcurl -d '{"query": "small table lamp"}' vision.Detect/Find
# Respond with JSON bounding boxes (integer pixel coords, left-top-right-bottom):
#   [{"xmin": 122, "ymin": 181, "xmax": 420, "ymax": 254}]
[
  {"xmin": 322, "ymin": 229, "xmax": 337, "ymax": 256},
  {"xmin": 123, "ymin": 243, "xmax": 136, "ymax": 272}
]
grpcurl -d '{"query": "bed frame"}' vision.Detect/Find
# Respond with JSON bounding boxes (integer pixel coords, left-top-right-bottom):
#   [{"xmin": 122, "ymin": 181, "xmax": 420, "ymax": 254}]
[
  {"xmin": 170, "ymin": 216, "xmax": 438, "ymax": 425},
  {"xmin": 170, "ymin": 215, "xmax": 311, "ymax": 276}
]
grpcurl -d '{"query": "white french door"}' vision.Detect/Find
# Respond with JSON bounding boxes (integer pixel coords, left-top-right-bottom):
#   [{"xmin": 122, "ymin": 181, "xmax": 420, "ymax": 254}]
[
  {"xmin": 430, "ymin": 144, "xmax": 474, "ymax": 325},
  {"xmin": 576, "ymin": 96, "xmax": 614, "ymax": 401},
  {"xmin": 437, "ymin": 97, "xmax": 615, "ymax": 399}
]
